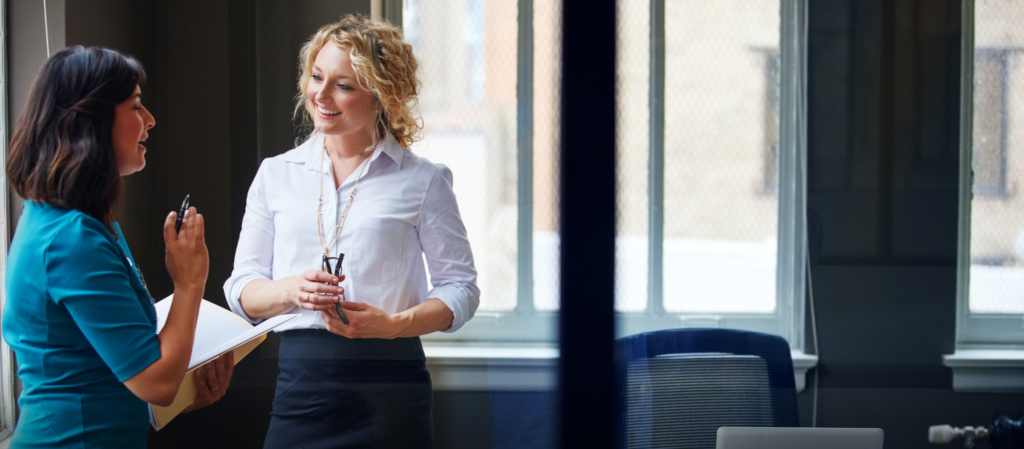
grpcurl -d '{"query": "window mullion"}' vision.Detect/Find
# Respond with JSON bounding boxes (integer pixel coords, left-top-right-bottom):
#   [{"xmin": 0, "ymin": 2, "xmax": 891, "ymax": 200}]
[
  {"xmin": 955, "ymin": 0, "xmax": 974, "ymax": 346},
  {"xmin": 777, "ymin": 0, "xmax": 807, "ymax": 347},
  {"xmin": 0, "ymin": 0, "xmax": 15, "ymax": 438},
  {"xmin": 382, "ymin": 0, "xmax": 403, "ymax": 29},
  {"xmin": 517, "ymin": 0, "xmax": 535, "ymax": 315},
  {"xmin": 647, "ymin": 0, "xmax": 665, "ymax": 317}
]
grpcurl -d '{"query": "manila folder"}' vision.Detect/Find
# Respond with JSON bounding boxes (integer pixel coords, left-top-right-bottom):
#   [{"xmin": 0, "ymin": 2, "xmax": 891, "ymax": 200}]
[{"xmin": 148, "ymin": 295, "xmax": 298, "ymax": 430}]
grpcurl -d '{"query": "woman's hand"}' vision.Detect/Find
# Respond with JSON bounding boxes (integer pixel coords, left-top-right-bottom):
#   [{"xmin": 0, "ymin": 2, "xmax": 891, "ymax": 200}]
[
  {"xmin": 163, "ymin": 207, "xmax": 208, "ymax": 293},
  {"xmin": 322, "ymin": 298, "xmax": 454, "ymax": 340},
  {"xmin": 322, "ymin": 301, "xmax": 401, "ymax": 339},
  {"xmin": 181, "ymin": 352, "xmax": 234, "ymax": 413},
  {"xmin": 279, "ymin": 270, "xmax": 346, "ymax": 311}
]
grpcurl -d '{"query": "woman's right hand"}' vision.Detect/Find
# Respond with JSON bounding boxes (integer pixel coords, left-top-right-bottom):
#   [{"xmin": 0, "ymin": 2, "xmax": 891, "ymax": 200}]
[
  {"xmin": 163, "ymin": 207, "xmax": 208, "ymax": 293},
  {"xmin": 279, "ymin": 270, "xmax": 345, "ymax": 311}
]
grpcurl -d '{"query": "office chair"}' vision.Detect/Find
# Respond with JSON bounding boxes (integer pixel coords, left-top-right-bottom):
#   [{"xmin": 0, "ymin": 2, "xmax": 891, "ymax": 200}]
[{"xmin": 615, "ymin": 328, "xmax": 799, "ymax": 449}]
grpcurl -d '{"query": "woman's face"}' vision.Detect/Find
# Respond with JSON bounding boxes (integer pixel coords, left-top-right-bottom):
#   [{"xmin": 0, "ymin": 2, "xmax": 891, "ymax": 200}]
[
  {"xmin": 112, "ymin": 85, "xmax": 155, "ymax": 176},
  {"xmin": 306, "ymin": 42, "xmax": 380, "ymax": 139}
]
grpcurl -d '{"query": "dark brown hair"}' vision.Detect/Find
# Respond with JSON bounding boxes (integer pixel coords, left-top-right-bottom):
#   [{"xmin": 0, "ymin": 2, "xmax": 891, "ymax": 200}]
[{"xmin": 7, "ymin": 46, "xmax": 146, "ymax": 232}]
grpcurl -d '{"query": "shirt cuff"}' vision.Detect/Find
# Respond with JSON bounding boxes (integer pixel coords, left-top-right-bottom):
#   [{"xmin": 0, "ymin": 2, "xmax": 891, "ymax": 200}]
[
  {"xmin": 224, "ymin": 274, "xmax": 267, "ymax": 325},
  {"xmin": 427, "ymin": 284, "xmax": 477, "ymax": 333}
]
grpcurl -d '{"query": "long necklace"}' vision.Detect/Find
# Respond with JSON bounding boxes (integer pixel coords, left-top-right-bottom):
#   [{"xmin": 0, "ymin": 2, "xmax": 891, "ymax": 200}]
[{"xmin": 317, "ymin": 136, "xmax": 370, "ymax": 256}]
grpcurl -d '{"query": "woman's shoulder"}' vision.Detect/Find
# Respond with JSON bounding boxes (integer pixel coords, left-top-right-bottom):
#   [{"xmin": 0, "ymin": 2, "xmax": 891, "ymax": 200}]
[
  {"xmin": 402, "ymin": 152, "xmax": 455, "ymax": 191},
  {"xmin": 22, "ymin": 201, "xmax": 112, "ymax": 241},
  {"xmin": 14, "ymin": 202, "xmax": 117, "ymax": 265},
  {"xmin": 399, "ymin": 150, "xmax": 453, "ymax": 182}
]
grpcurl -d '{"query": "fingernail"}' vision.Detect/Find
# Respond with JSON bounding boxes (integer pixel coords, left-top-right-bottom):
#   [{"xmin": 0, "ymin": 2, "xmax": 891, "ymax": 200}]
[{"xmin": 332, "ymin": 277, "xmax": 339, "ymax": 283}]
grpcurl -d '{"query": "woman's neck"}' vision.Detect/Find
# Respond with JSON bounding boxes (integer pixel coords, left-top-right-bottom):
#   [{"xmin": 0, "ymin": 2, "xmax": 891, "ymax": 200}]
[
  {"xmin": 323, "ymin": 130, "xmax": 374, "ymax": 189},
  {"xmin": 324, "ymin": 131, "xmax": 373, "ymax": 160}
]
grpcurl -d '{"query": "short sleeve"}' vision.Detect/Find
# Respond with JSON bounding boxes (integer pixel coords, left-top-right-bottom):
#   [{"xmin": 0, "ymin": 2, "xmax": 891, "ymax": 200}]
[{"xmin": 46, "ymin": 217, "xmax": 161, "ymax": 382}]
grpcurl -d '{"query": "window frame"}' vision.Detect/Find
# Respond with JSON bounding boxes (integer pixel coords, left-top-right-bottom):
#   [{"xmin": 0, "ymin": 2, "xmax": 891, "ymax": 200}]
[
  {"xmin": 0, "ymin": 0, "xmax": 16, "ymax": 438},
  {"xmin": 956, "ymin": 0, "xmax": 1024, "ymax": 348},
  {"xmin": 419, "ymin": 0, "xmax": 807, "ymax": 346}
]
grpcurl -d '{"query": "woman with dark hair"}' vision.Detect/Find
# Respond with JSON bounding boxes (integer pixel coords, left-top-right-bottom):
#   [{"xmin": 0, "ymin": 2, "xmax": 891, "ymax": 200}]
[{"xmin": 2, "ymin": 46, "xmax": 230, "ymax": 448}]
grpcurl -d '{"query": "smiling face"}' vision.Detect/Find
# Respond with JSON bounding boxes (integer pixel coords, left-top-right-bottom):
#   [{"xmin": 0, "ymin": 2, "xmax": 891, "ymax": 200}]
[
  {"xmin": 305, "ymin": 41, "xmax": 380, "ymax": 140},
  {"xmin": 111, "ymin": 85, "xmax": 155, "ymax": 176}
]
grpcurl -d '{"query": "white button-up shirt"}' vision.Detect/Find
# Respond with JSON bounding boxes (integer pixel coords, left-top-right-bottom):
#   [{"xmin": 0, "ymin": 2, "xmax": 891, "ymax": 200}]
[{"xmin": 223, "ymin": 132, "xmax": 480, "ymax": 333}]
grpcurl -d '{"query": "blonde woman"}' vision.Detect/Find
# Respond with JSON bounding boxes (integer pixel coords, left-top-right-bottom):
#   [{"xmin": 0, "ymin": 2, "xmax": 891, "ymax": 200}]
[{"xmin": 223, "ymin": 15, "xmax": 479, "ymax": 448}]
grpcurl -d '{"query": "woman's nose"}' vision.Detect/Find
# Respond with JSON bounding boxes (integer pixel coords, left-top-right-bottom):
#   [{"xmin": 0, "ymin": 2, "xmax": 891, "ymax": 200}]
[{"xmin": 314, "ymin": 85, "xmax": 329, "ymax": 103}]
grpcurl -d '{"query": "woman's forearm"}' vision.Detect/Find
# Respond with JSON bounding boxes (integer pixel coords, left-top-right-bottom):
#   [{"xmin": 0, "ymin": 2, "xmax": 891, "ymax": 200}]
[
  {"xmin": 123, "ymin": 283, "xmax": 203, "ymax": 406},
  {"xmin": 391, "ymin": 298, "xmax": 455, "ymax": 338},
  {"xmin": 238, "ymin": 278, "xmax": 291, "ymax": 319}
]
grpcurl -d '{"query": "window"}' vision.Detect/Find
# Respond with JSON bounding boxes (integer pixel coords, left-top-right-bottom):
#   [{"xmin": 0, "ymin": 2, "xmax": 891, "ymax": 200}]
[
  {"xmin": 759, "ymin": 50, "xmax": 781, "ymax": 195},
  {"xmin": 409, "ymin": 0, "xmax": 806, "ymax": 345},
  {"xmin": 0, "ymin": 0, "xmax": 17, "ymax": 438},
  {"xmin": 957, "ymin": 0, "xmax": 1024, "ymax": 346},
  {"xmin": 973, "ymin": 49, "xmax": 1016, "ymax": 198}
]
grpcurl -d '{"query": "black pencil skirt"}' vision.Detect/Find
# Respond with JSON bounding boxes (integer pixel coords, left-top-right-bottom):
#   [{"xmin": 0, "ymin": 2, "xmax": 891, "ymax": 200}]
[{"xmin": 263, "ymin": 330, "xmax": 434, "ymax": 449}]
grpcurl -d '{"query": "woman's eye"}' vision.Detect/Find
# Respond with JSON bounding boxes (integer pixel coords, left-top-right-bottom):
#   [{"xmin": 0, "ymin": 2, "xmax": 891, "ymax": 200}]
[
  {"xmin": 338, "ymin": 84, "xmax": 354, "ymax": 91},
  {"xmin": 312, "ymin": 74, "xmax": 322, "ymax": 81}
]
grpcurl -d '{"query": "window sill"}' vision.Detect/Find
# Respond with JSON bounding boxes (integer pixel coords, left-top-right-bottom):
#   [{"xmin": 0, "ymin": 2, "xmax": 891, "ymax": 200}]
[
  {"xmin": 425, "ymin": 344, "xmax": 818, "ymax": 393},
  {"xmin": 944, "ymin": 349, "xmax": 1024, "ymax": 392}
]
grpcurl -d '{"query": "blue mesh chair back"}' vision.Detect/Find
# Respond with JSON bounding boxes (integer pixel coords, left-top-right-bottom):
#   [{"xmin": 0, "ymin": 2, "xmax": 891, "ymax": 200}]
[{"xmin": 615, "ymin": 328, "xmax": 799, "ymax": 448}]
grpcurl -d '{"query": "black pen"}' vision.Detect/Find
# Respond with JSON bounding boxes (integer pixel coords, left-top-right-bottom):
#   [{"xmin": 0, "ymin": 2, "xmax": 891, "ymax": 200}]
[{"xmin": 174, "ymin": 194, "xmax": 190, "ymax": 234}]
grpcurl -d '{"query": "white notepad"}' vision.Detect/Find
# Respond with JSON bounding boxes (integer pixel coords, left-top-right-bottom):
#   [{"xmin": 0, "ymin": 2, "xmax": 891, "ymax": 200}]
[{"xmin": 148, "ymin": 295, "xmax": 298, "ymax": 430}]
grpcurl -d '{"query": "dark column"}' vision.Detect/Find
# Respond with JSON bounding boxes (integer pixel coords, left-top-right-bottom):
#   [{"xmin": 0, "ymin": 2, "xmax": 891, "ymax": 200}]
[
  {"xmin": 559, "ymin": 0, "xmax": 617, "ymax": 446},
  {"xmin": 229, "ymin": 0, "xmax": 259, "ymax": 252}
]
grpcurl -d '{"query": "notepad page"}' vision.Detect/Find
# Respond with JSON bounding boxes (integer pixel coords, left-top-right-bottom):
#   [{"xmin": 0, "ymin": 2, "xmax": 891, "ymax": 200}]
[{"xmin": 153, "ymin": 296, "xmax": 252, "ymax": 368}]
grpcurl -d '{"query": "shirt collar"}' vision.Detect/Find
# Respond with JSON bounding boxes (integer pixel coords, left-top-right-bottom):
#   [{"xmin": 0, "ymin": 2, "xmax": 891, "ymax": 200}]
[
  {"xmin": 286, "ymin": 132, "xmax": 405, "ymax": 172},
  {"xmin": 375, "ymin": 131, "xmax": 406, "ymax": 169}
]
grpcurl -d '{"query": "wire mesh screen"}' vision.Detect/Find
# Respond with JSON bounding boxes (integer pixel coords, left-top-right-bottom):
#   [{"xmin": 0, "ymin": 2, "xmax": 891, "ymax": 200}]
[
  {"xmin": 404, "ymin": 0, "xmax": 519, "ymax": 311},
  {"xmin": 532, "ymin": 0, "xmax": 562, "ymax": 312},
  {"xmin": 536, "ymin": 0, "xmax": 649, "ymax": 313},
  {"xmin": 626, "ymin": 354, "xmax": 773, "ymax": 449},
  {"xmin": 616, "ymin": 0, "xmax": 651, "ymax": 313},
  {"xmin": 661, "ymin": 1, "xmax": 781, "ymax": 314},
  {"xmin": 969, "ymin": 1, "xmax": 1024, "ymax": 314}
]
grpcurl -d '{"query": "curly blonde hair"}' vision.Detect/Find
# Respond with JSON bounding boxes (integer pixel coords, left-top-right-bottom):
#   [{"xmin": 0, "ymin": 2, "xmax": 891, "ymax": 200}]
[{"xmin": 295, "ymin": 14, "xmax": 422, "ymax": 151}]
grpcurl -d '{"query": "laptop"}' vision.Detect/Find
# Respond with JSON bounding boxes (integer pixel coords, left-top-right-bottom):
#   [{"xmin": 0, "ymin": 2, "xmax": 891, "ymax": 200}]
[{"xmin": 716, "ymin": 427, "xmax": 884, "ymax": 449}]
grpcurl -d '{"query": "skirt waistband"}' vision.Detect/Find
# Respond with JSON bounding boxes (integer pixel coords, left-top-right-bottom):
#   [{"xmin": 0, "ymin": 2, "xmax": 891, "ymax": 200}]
[{"xmin": 278, "ymin": 329, "xmax": 425, "ymax": 361}]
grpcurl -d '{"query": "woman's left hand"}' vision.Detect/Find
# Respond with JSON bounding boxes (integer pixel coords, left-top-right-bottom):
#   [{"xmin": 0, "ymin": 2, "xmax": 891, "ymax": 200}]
[
  {"xmin": 181, "ymin": 351, "xmax": 234, "ymax": 413},
  {"xmin": 322, "ymin": 301, "xmax": 402, "ymax": 339}
]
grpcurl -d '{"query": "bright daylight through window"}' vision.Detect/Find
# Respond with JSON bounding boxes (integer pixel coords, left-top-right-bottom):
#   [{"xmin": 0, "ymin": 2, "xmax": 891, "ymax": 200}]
[
  {"xmin": 967, "ymin": 2, "xmax": 1024, "ymax": 314},
  {"xmin": 405, "ymin": 0, "xmax": 803, "ymax": 343},
  {"xmin": 957, "ymin": 0, "xmax": 1024, "ymax": 347}
]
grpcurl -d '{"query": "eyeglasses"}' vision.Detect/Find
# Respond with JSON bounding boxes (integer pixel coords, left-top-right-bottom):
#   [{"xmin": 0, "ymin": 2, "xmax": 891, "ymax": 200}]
[
  {"xmin": 322, "ymin": 253, "xmax": 349, "ymax": 325},
  {"xmin": 322, "ymin": 254, "xmax": 344, "ymax": 278}
]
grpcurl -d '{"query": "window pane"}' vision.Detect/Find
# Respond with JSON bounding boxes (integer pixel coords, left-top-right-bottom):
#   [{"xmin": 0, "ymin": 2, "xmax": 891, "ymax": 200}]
[
  {"xmin": 969, "ymin": 1, "xmax": 1024, "ymax": 314},
  {"xmin": 405, "ymin": 0, "xmax": 518, "ymax": 311},
  {"xmin": 662, "ymin": 1, "xmax": 780, "ymax": 314},
  {"xmin": 533, "ymin": 0, "xmax": 647, "ymax": 313},
  {"xmin": 533, "ymin": 0, "xmax": 562, "ymax": 311},
  {"xmin": 616, "ymin": 0, "xmax": 650, "ymax": 313}
]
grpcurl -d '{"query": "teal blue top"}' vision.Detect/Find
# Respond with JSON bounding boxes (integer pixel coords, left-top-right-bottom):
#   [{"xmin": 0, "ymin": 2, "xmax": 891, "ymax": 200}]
[{"xmin": 2, "ymin": 201, "xmax": 162, "ymax": 448}]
